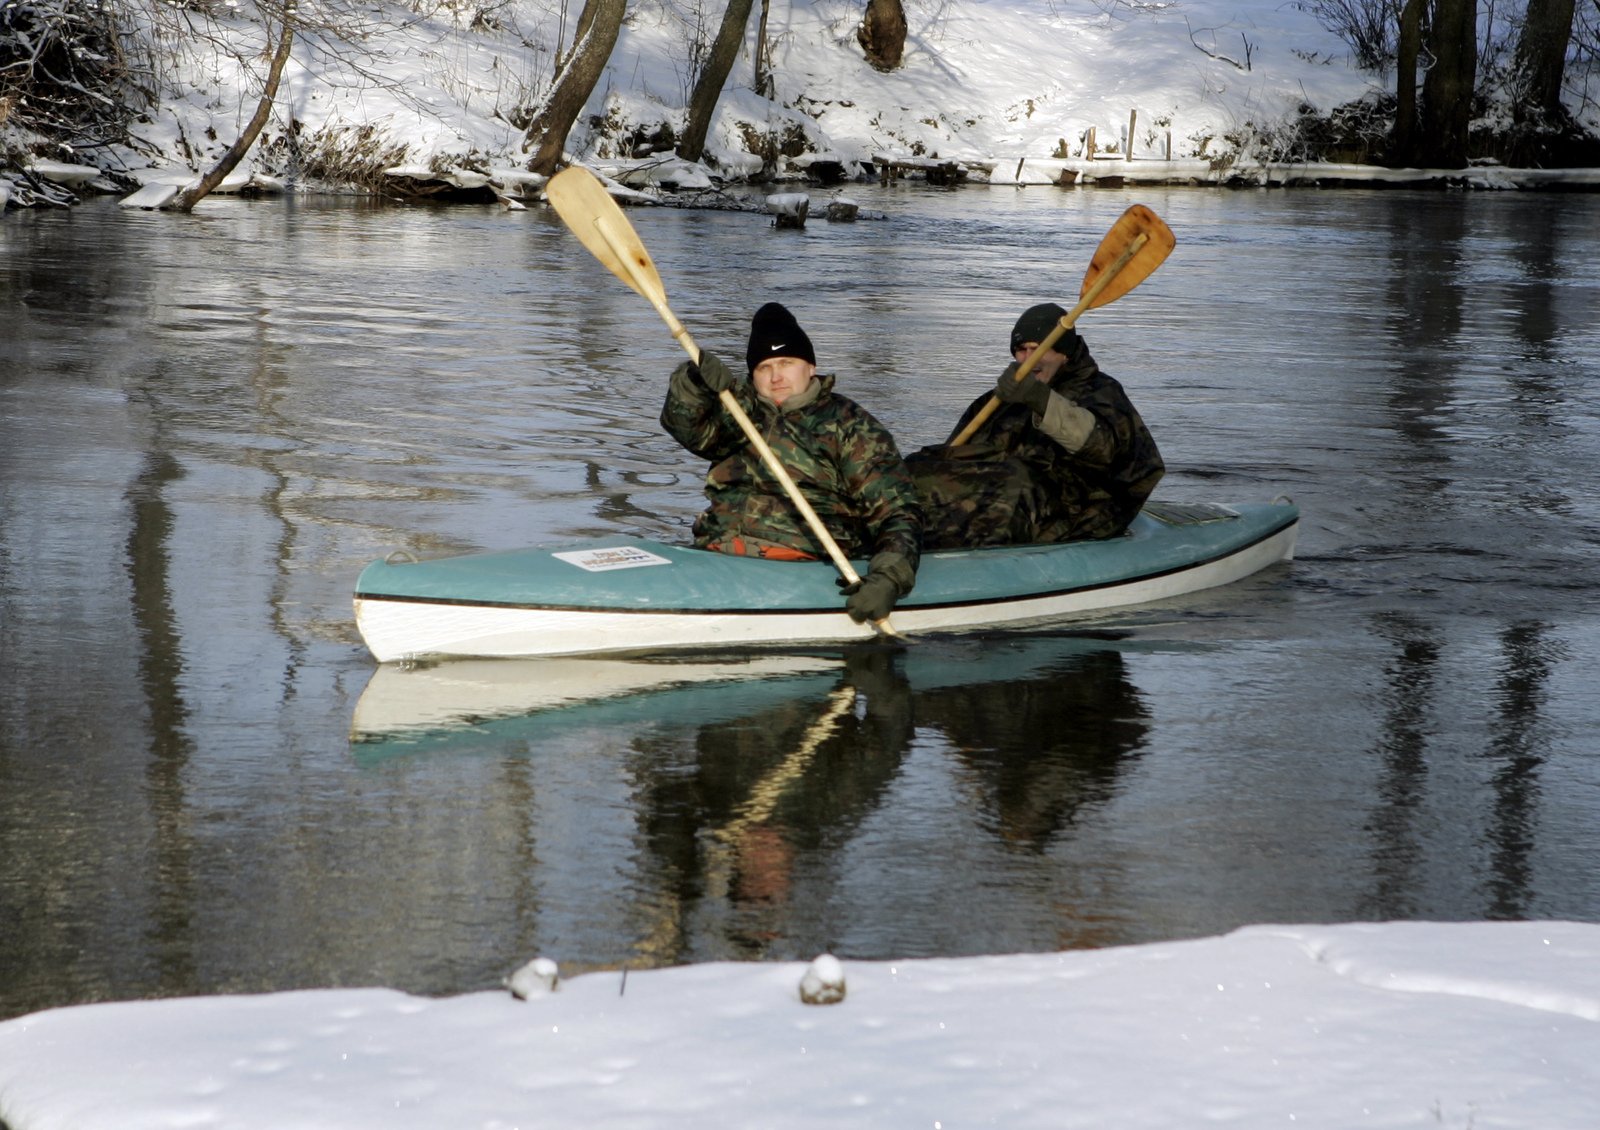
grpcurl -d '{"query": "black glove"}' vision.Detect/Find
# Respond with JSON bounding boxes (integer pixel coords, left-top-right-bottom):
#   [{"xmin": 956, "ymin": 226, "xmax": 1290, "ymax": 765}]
[
  {"xmin": 995, "ymin": 361, "xmax": 1052, "ymax": 416},
  {"xmin": 689, "ymin": 350, "xmax": 736, "ymax": 393},
  {"xmin": 835, "ymin": 552, "xmax": 915, "ymax": 624}
]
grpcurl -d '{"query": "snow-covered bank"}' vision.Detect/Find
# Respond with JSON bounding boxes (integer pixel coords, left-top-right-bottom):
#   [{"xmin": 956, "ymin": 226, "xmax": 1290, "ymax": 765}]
[
  {"xmin": 3, "ymin": 0, "xmax": 1387, "ymax": 203},
  {"xmin": 2, "ymin": 922, "xmax": 1595, "ymax": 1129},
  {"xmin": 8, "ymin": 0, "xmax": 1600, "ymax": 205}
]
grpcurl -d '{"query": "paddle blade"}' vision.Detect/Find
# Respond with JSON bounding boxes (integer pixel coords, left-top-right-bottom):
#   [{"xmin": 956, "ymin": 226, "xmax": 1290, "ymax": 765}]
[
  {"xmin": 1079, "ymin": 204, "xmax": 1175, "ymax": 309},
  {"xmin": 546, "ymin": 167, "xmax": 665, "ymax": 305}
]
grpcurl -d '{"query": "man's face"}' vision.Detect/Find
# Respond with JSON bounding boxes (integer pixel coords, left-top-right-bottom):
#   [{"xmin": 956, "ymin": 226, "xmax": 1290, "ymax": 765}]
[
  {"xmin": 751, "ymin": 356, "xmax": 816, "ymax": 405},
  {"xmin": 1013, "ymin": 342, "xmax": 1067, "ymax": 382}
]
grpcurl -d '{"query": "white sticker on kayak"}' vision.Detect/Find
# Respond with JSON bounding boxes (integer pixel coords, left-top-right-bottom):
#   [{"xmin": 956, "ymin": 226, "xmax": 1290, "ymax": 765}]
[{"xmin": 552, "ymin": 546, "xmax": 673, "ymax": 572}]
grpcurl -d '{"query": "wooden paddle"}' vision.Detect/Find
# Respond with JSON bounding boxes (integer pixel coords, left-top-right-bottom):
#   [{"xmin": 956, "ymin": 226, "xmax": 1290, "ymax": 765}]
[
  {"xmin": 948, "ymin": 204, "xmax": 1176, "ymax": 447},
  {"xmin": 545, "ymin": 166, "xmax": 898, "ymax": 635}
]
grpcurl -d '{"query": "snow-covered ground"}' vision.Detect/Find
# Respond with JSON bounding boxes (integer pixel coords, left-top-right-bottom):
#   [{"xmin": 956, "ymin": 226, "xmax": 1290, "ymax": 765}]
[{"xmin": 2, "ymin": 922, "xmax": 1596, "ymax": 1128}]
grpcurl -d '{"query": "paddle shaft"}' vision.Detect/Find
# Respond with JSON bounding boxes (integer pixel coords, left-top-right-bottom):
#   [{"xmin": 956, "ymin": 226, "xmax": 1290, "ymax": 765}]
[
  {"xmin": 585, "ymin": 210, "xmax": 866, "ymax": 589},
  {"xmin": 948, "ymin": 231, "xmax": 1149, "ymax": 448}
]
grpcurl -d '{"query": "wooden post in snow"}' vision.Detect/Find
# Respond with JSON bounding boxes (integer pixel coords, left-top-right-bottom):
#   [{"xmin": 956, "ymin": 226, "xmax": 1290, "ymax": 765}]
[
  {"xmin": 1126, "ymin": 109, "xmax": 1137, "ymax": 162},
  {"xmin": 1086, "ymin": 127, "xmax": 1096, "ymax": 159}
]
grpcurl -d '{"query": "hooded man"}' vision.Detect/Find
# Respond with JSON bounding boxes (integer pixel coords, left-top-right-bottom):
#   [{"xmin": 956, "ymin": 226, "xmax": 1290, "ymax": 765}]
[
  {"xmin": 908, "ymin": 303, "xmax": 1164, "ymax": 548},
  {"xmin": 661, "ymin": 301, "xmax": 923, "ymax": 625}
]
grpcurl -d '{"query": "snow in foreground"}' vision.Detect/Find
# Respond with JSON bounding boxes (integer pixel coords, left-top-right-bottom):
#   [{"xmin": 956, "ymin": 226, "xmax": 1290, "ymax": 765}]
[{"xmin": 2, "ymin": 922, "xmax": 1596, "ymax": 1128}]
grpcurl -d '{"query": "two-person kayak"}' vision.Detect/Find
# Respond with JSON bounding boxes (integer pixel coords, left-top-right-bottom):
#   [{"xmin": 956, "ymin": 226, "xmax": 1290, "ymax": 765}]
[{"xmin": 353, "ymin": 498, "xmax": 1298, "ymax": 662}]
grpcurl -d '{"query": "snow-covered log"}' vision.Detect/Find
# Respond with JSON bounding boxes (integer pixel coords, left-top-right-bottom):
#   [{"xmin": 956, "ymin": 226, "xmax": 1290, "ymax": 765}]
[{"xmin": 26, "ymin": 160, "xmax": 100, "ymax": 187}]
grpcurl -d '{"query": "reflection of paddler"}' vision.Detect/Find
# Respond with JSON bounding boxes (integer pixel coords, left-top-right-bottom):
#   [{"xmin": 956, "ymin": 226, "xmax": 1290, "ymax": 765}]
[
  {"xmin": 626, "ymin": 649, "xmax": 915, "ymax": 956},
  {"xmin": 922, "ymin": 647, "xmax": 1151, "ymax": 849},
  {"xmin": 708, "ymin": 685, "xmax": 857, "ymax": 906}
]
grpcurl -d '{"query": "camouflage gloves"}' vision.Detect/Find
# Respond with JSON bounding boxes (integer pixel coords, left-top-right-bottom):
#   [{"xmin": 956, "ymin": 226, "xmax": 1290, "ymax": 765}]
[
  {"xmin": 836, "ymin": 551, "xmax": 916, "ymax": 624},
  {"xmin": 995, "ymin": 361, "xmax": 1052, "ymax": 416}
]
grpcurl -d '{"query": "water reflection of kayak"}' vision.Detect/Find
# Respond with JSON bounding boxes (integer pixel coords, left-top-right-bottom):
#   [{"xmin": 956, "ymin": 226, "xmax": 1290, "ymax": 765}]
[
  {"xmin": 349, "ymin": 653, "xmax": 843, "ymax": 748},
  {"xmin": 347, "ymin": 633, "xmax": 1210, "ymax": 759},
  {"xmin": 353, "ymin": 499, "xmax": 1297, "ymax": 662}
]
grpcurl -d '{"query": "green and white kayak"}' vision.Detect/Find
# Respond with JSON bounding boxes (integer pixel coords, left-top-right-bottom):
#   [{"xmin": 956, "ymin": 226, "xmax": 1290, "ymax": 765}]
[{"xmin": 353, "ymin": 498, "xmax": 1299, "ymax": 662}]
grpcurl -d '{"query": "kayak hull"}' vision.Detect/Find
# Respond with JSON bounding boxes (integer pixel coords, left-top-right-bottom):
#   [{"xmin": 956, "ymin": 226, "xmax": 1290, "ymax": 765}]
[{"xmin": 353, "ymin": 500, "xmax": 1298, "ymax": 661}]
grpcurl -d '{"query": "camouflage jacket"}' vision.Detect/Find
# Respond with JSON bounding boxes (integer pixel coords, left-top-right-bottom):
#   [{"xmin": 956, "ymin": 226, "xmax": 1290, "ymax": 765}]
[
  {"xmin": 661, "ymin": 367, "xmax": 923, "ymax": 572},
  {"xmin": 934, "ymin": 335, "xmax": 1164, "ymax": 541}
]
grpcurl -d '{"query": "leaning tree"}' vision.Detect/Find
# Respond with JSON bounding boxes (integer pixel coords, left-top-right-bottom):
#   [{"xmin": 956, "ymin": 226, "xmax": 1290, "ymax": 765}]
[
  {"xmin": 679, "ymin": 0, "xmax": 757, "ymax": 162},
  {"xmin": 169, "ymin": 0, "xmax": 297, "ymax": 212},
  {"xmin": 522, "ymin": 0, "xmax": 628, "ymax": 175}
]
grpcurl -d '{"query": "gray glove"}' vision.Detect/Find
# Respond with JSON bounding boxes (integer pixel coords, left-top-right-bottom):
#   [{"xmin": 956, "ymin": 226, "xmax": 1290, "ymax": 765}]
[
  {"xmin": 995, "ymin": 361, "xmax": 1052, "ymax": 416},
  {"xmin": 839, "ymin": 572, "xmax": 898, "ymax": 623},
  {"xmin": 836, "ymin": 552, "xmax": 915, "ymax": 624},
  {"xmin": 689, "ymin": 350, "xmax": 736, "ymax": 393}
]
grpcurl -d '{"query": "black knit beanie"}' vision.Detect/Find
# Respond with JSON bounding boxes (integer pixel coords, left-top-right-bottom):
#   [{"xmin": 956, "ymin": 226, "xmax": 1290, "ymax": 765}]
[
  {"xmin": 1010, "ymin": 303, "xmax": 1073, "ymax": 353},
  {"xmin": 745, "ymin": 302, "xmax": 817, "ymax": 372}
]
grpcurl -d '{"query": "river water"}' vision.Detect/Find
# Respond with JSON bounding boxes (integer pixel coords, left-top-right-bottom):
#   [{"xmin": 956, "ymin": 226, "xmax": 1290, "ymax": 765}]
[{"xmin": 2, "ymin": 186, "xmax": 1598, "ymax": 1019}]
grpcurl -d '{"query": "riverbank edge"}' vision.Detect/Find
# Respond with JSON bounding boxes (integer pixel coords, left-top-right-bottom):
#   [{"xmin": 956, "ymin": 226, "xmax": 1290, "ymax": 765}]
[{"xmin": 8, "ymin": 149, "xmax": 1600, "ymax": 215}]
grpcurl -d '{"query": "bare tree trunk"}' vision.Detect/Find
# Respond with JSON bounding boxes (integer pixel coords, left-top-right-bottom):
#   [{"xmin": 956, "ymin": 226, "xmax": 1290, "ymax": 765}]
[
  {"xmin": 753, "ymin": 0, "xmax": 774, "ymax": 96},
  {"xmin": 1418, "ymin": 0, "xmax": 1477, "ymax": 168},
  {"xmin": 857, "ymin": 0, "xmax": 908, "ymax": 71},
  {"xmin": 1390, "ymin": 0, "xmax": 1425, "ymax": 163},
  {"xmin": 569, "ymin": 0, "xmax": 601, "ymax": 62},
  {"xmin": 553, "ymin": 0, "xmax": 574, "ymax": 72},
  {"xmin": 168, "ymin": 13, "xmax": 294, "ymax": 212},
  {"xmin": 1512, "ymin": 0, "xmax": 1577, "ymax": 119},
  {"xmin": 679, "ymin": 0, "xmax": 756, "ymax": 162},
  {"xmin": 522, "ymin": 0, "xmax": 627, "ymax": 175}
]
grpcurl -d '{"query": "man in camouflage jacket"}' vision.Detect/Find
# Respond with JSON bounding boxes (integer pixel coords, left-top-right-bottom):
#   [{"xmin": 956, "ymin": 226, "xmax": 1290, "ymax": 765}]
[
  {"xmin": 661, "ymin": 302, "xmax": 923, "ymax": 624},
  {"xmin": 909, "ymin": 303, "xmax": 1164, "ymax": 548}
]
